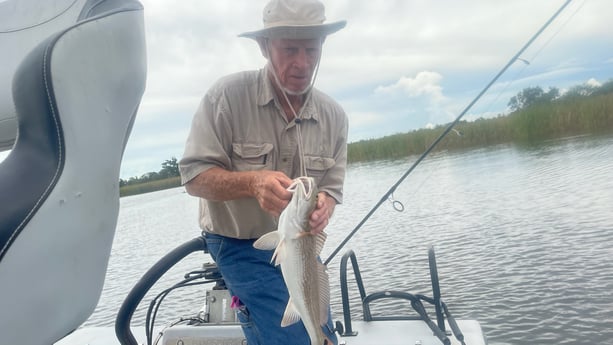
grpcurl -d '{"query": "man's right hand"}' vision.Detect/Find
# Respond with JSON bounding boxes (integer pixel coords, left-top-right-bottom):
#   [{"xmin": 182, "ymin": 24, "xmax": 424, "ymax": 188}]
[{"xmin": 249, "ymin": 170, "xmax": 293, "ymax": 217}]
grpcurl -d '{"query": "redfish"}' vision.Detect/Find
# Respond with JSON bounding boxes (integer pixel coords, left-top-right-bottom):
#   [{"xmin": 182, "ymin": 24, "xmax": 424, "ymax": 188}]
[{"xmin": 254, "ymin": 176, "xmax": 331, "ymax": 345}]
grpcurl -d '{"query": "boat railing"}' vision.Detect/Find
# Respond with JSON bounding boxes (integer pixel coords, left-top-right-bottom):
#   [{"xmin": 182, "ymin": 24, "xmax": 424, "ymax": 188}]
[{"xmin": 338, "ymin": 247, "xmax": 466, "ymax": 345}]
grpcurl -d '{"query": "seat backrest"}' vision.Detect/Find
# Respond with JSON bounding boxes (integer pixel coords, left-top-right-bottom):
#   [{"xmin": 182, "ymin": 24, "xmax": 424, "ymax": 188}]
[
  {"xmin": 0, "ymin": 0, "xmax": 146, "ymax": 343},
  {"xmin": 0, "ymin": 0, "xmax": 92, "ymax": 151}
]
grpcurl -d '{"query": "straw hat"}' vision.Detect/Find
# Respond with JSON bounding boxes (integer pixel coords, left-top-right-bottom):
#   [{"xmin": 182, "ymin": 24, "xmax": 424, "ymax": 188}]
[{"xmin": 239, "ymin": 0, "xmax": 346, "ymax": 40}]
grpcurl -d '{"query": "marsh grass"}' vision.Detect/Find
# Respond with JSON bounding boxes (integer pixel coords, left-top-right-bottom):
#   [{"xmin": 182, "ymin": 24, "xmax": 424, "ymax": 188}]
[{"xmin": 348, "ymin": 92, "xmax": 613, "ymax": 163}]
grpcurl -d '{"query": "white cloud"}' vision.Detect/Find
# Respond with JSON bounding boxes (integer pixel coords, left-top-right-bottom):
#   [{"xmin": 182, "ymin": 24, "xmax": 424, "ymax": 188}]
[
  {"xmin": 586, "ymin": 78, "xmax": 602, "ymax": 88},
  {"xmin": 375, "ymin": 71, "xmax": 445, "ymax": 102}
]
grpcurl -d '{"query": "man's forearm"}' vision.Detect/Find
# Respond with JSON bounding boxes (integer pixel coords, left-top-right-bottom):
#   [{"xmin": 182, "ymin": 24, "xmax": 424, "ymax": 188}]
[
  {"xmin": 184, "ymin": 167, "xmax": 255, "ymax": 201},
  {"xmin": 185, "ymin": 167, "xmax": 304, "ymax": 216}
]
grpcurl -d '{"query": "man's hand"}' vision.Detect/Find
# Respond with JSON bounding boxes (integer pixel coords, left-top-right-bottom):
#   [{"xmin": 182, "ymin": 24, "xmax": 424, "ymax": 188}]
[
  {"xmin": 309, "ymin": 192, "xmax": 336, "ymax": 234},
  {"xmin": 250, "ymin": 171, "xmax": 293, "ymax": 217}
]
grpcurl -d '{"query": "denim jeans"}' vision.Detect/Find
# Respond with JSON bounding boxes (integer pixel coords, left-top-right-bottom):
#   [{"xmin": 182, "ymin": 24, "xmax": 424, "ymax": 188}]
[{"xmin": 204, "ymin": 233, "xmax": 338, "ymax": 345}]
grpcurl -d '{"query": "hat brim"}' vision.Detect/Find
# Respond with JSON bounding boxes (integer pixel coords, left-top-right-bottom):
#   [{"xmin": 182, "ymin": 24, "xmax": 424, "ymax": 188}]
[{"xmin": 239, "ymin": 20, "xmax": 346, "ymax": 40}]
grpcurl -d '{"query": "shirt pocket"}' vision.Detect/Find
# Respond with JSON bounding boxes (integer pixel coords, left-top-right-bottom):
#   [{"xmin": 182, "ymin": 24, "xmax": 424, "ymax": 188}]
[
  {"xmin": 304, "ymin": 155, "xmax": 335, "ymax": 185},
  {"xmin": 231, "ymin": 143, "xmax": 274, "ymax": 171}
]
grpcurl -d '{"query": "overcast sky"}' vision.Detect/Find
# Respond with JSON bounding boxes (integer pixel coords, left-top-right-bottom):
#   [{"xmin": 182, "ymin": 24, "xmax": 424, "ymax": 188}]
[{"xmin": 1, "ymin": 0, "xmax": 611, "ymax": 179}]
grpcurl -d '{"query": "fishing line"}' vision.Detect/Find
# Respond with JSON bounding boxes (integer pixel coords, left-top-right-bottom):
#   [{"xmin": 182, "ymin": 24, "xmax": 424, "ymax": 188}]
[
  {"xmin": 324, "ymin": 0, "xmax": 573, "ymax": 266},
  {"xmin": 485, "ymin": 0, "xmax": 587, "ymax": 111},
  {"xmin": 525, "ymin": 0, "xmax": 587, "ymax": 69},
  {"xmin": 388, "ymin": 138, "xmax": 462, "ymax": 213}
]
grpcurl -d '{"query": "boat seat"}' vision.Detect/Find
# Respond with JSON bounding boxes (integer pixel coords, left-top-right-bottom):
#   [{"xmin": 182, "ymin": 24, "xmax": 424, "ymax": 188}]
[
  {"xmin": 1, "ymin": 0, "xmax": 87, "ymax": 151},
  {"xmin": 0, "ymin": 0, "xmax": 146, "ymax": 343}
]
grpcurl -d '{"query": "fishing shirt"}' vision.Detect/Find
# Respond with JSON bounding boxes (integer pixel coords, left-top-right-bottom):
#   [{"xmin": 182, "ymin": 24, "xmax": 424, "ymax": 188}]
[{"xmin": 179, "ymin": 67, "xmax": 348, "ymax": 239}]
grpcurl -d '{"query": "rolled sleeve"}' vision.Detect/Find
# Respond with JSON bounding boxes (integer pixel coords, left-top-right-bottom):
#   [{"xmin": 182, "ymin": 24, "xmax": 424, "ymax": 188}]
[{"xmin": 179, "ymin": 89, "xmax": 233, "ymax": 185}]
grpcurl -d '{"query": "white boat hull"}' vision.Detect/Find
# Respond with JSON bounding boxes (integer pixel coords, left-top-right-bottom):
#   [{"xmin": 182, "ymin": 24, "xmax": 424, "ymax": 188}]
[{"xmin": 57, "ymin": 319, "xmax": 486, "ymax": 345}]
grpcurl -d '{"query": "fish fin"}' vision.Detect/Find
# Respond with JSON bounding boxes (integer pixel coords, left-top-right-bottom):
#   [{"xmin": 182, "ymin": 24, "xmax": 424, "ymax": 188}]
[
  {"xmin": 280, "ymin": 298, "xmax": 301, "ymax": 327},
  {"xmin": 315, "ymin": 231, "xmax": 327, "ymax": 256},
  {"xmin": 254, "ymin": 231, "xmax": 285, "ymax": 266},
  {"xmin": 271, "ymin": 240, "xmax": 286, "ymax": 266},
  {"xmin": 318, "ymin": 262, "xmax": 330, "ymax": 325},
  {"xmin": 253, "ymin": 231, "xmax": 281, "ymax": 250}
]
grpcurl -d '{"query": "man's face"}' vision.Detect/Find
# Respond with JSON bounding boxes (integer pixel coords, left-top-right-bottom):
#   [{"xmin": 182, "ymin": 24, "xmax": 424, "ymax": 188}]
[{"xmin": 267, "ymin": 38, "xmax": 322, "ymax": 94}]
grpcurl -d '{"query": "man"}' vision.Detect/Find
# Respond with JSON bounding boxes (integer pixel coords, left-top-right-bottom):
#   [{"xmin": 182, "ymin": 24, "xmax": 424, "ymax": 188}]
[{"xmin": 179, "ymin": 0, "xmax": 348, "ymax": 344}]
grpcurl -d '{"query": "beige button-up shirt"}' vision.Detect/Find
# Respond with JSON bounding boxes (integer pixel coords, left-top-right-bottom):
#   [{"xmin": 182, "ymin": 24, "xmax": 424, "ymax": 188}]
[{"xmin": 180, "ymin": 68, "xmax": 348, "ymax": 239}]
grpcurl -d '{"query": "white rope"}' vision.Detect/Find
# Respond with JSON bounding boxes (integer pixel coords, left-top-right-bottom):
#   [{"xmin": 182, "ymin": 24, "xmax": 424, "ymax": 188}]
[
  {"xmin": 287, "ymin": 176, "xmax": 314, "ymax": 198},
  {"xmin": 265, "ymin": 38, "xmax": 323, "ymax": 178}
]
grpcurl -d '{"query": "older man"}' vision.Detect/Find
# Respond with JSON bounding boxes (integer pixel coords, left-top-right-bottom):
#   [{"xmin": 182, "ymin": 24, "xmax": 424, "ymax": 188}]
[{"xmin": 179, "ymin": 0, "xmax": 347, "ymax": 344}]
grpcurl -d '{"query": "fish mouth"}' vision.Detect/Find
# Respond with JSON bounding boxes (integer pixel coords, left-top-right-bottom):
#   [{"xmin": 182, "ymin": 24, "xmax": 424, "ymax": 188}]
[{"xmin": 287, "ymin": 176, "xmax": 314, "ymax": 199}]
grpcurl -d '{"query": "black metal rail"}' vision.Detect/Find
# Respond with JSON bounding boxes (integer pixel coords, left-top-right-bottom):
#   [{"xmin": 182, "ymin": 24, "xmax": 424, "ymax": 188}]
[{"xmin": 337, "ymin": 246, "xmax": 465, "ymax": 345}]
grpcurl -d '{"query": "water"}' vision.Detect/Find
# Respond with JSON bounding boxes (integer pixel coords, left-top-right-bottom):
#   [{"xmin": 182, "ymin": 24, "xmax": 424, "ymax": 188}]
[{"xmin": 83, "ymin": 135, "xmax": 613, "ymax": 345}]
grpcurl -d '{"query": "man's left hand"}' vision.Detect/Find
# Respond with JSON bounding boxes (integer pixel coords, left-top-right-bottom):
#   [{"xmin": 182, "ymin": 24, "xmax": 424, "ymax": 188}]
[{"xmin": 309, "ymin": 192, "xmax": 336, "ymax": 234}]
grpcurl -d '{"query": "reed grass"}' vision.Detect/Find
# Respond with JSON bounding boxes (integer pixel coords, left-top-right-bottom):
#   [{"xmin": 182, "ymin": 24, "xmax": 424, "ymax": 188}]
[{"xmin": 348, "ymin": 92, "xmax": 613, "ymax": 163}]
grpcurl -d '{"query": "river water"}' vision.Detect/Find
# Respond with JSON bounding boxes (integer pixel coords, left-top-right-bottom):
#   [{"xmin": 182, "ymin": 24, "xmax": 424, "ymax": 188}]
[{"xmin": 83, "ymin": 135, "xmax": 613, "ymax": 345}]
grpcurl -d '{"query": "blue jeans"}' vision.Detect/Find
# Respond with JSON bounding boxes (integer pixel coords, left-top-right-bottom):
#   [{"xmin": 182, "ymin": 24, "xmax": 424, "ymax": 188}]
[{"xmin": 204, "ymin": 233, "xmax": 338, "ymax": 345}]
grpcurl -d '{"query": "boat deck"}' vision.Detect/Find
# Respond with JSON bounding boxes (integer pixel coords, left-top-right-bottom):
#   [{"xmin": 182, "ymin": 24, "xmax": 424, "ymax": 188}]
[
  {"xmin": 341, "ymin": 319, "xmax": 486, "ymax": 345},
  {"xmin": 57, "ymin": 319, "xmax": 486, "ymax": 345}
]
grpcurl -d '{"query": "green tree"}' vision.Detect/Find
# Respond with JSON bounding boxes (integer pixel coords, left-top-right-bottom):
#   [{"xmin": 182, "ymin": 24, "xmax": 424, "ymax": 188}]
[
  {"xmin": 508, "ymin": 86, "xmax": 559, "ymax": 112},
  {"xmin": 594, "ymin": 80, "xmax": 613, "ymax": 95},
  {"xmin": 160, "ymin": 157, "xmax": 180, "ymax": 178},
  {"xmin": 564, "ymin": 84, "xmax": 597, "ymax": 98}
]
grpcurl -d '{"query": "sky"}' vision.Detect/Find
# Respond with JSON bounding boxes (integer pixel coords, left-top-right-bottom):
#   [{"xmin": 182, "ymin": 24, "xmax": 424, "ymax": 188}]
[{"xmin": 1, "ymin": 0, "xmax": 612, "ymax": 179}]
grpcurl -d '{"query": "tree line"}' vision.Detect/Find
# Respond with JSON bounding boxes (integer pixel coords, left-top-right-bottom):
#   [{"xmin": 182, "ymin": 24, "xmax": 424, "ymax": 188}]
[
  {"xmin": 119, "ymin": 157, "xmax": 181, "ymax": 196},
  {"xmin": 119, "ymin": 157, "xmax": 180, "ymax": 187}
]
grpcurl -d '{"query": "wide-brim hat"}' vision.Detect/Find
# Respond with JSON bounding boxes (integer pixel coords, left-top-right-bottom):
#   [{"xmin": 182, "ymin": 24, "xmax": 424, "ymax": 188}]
[{"xmin": 239, "ymin": 0, "xmax": 346, "ymax": 40}]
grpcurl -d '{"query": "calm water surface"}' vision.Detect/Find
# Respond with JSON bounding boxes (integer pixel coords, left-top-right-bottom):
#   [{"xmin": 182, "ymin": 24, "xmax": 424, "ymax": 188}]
[{"xmin": 84, "ymin": 135, "xmax": 613, "ymax": 345}]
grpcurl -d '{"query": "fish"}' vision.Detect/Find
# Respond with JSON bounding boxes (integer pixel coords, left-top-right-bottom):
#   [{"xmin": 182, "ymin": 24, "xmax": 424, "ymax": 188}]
[{"xmin": 253, "ymin": 176, "xmax": 331, "ymax": 345}]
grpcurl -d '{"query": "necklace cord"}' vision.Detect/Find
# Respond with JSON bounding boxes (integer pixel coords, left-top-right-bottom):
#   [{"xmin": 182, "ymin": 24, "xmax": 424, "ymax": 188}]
[{"xmin": 266, "ymin": 40, "xmax": 322, "ymax": 177}]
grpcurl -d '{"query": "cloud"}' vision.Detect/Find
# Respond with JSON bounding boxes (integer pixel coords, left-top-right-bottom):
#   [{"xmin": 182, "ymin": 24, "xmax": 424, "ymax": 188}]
[
  {"xmin": 375, "ymin": 71, "xmax": 445, "ymax": 102},
  {"xmin": 586, "ymin": 78, "xmax": 602, "ymax": 88}
]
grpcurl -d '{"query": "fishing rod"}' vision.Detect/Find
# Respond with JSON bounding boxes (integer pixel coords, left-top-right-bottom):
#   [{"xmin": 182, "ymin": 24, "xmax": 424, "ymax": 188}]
[{"xmin": 324, "ymin": 0, "xmax": 573, "ymax": 266}]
